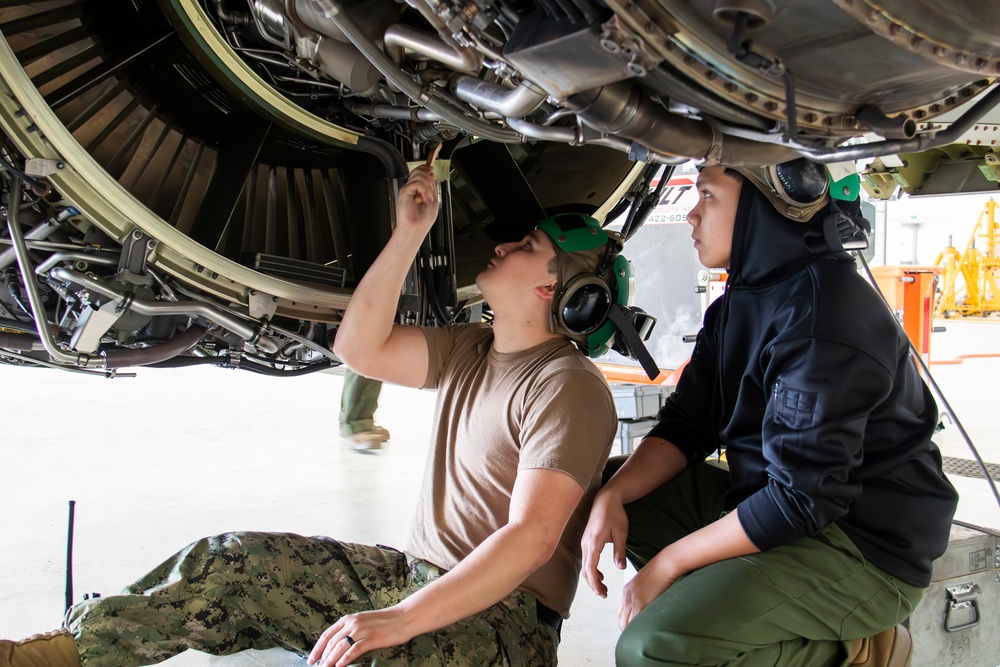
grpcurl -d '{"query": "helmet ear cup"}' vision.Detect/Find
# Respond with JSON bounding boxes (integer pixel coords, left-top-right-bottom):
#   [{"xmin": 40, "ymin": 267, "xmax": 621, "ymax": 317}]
[
  {"xmin": 733, "ymin": 159, "xmax": 831, "ymax": 221},
  {"xmin": 771, "ymin": 158, "xmax": 828, "ymax": 203},
  {"xmin": 557, "ymin": 275, "xmax": 612, "ymax": 334}
]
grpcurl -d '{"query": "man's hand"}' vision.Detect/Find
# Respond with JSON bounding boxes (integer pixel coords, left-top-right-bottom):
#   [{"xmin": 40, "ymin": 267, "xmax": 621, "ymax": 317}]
[
  {"xmin": 616, "ymin": 510, "xmax": 761, "ymax": 630},
  {"xmin": 308, "ymin": 606, "xmax": 414, "ymax": 667},
  {"xmin": 617, "ymin": 555, "xmax": 678, "ymax": 630},
  {"xmin": 396, "ymin": 160, "xmax": 439, "ymax": 237},
  {"xmin": 307, "ymin": 469, "xmax": 585, "ymax": 666},
  {"xmin": 580, "ymin": 488, "xmax": 629, "ymax": 598},
  {"xmin": 331, "ymin": 150, "xmax": 442, "ymax": 386}
]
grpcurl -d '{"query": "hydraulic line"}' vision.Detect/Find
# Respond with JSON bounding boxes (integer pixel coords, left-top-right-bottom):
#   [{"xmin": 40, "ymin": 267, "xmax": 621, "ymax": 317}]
[
  {"xmin": 5, "ymin": 179, "xmax": 102, "ymax": 368},
  {"xmin": 307, "ymin": 0, "xmax": 521, "ymax": 144},
  {"xmin": 48, "ymin": 266, "xmax": 280, "ymax": 354},
  {"xmin": 356, "ymin": 135, "xmax": 409, "ymax": 179},
  {"xmin": 262, "ymin": 319, "xmax": 340, "ymax": 362},
  {"xmin": 239, "ymin": 357, "xmax": 333, "ymax": 376},
  {"xmin": 34, "ymin": 251, "xmax": 119, "ymax": 276},
  {"xmin": 102, "ymin": 325, "xmax": 208, "ymax": 368},
  {"xmin": 503, "ymin": 117, "xmax": 687, "ymax": 165},
  {"xmin": 383, "ymin": 24, "xmax": 483, "ymax": 74},
  {"xmin": 803, "ymin": 84, "xmax": 1000, "ymax": 164},
  {"xmin": 452, "ymin": 77, "xmax": 546, "ymax": 117},
  {"xmin": 621, "ymin": 163, "xmax": 671, "ymax": 241},
  {"xmin": 168, "ymin": 281, "xmax": 340, "ymax": 362},
  {"xmin": 0, "ymin": 206, "xmax": 74, "ymax": 272},
  {"xmin": 0, "ymin": 347, "xmax": 136, "ymax": 377},
  {"xmin": 148, "ymin": 355, "xmax": 231, "ymax": 368}
]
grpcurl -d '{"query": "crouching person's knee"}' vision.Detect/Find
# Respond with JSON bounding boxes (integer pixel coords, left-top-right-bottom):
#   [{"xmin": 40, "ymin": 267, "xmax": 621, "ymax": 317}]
[
  {"xmin": 616, "ymin": 624, "xmax": 653, "ymax": 667},
  {"xmin": 616, "ymin": 619, "xmax": 692, "ymax": 667}
]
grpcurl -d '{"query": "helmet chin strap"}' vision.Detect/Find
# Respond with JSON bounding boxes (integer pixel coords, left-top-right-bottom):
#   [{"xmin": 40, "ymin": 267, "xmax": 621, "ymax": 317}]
[{"xmin": 606, "ymin": 304, "xmax": 660, "ymax": 380}]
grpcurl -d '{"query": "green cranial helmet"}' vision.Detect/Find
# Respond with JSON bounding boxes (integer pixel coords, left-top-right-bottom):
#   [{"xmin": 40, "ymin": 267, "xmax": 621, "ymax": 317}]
[{"xmin": 535, "ymin": 212, "xmax": 632, "ymax": 358}]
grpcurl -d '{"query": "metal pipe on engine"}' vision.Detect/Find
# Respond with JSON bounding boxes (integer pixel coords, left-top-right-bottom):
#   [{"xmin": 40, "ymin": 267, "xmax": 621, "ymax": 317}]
[
  {"xmin": 453, "ymin": 77, "xmax": 547, "ymax": 117},
  {"xmin": 384, "ymin": 24, "xmax": 483, "ymax": 74},
  {"xmin": 102, "ymin": 325, "xmax": 208, "ymax": 368},
  {"xmin": 34, "ymin": 251, "xmax": 120, "ymax": 276},
  {"xmin": 306, "ymin": 0, "xmax": 521, "ymax": 143},
  {"xmin": 213, "ymin": 0, "xmax": 253, "ymax": 25},
  {"xmin": 343, "ymin": 100, "xmax": 443, "ymax": 121},
  {"xmin": 504, "ymin": 117, "xmax": 688, "ymax": 165},
  {"xmin": 803, "ymin": 84, "xmax": 1000, "ymax": 164},
  {"xmin": 251, "ymin": 0, "xmax": 291, "ymax": 47},
  {"xmin": 0, "ymin": 207, "xmax": 74, "ymax": 272},
  {"xmin": 680, "ymin": 85, "xmax": 1000, "ymax": 165},
  {"xmin": 5, "ymin": 181, "xmax": 101, "ymax": 368},
  {"xmin": 566, "ymin": 82, "xmax": 799, "ymax": 166},
  {"xmin": 268, "ymin": 320, "xmax": 340, "ymax": 362},
  {"xmin": 48, "ymin": 267, "xmax": 281, "ymax": 354},
  {"xmin": 857, "ymin": 105, "xmax": 916, "ymax": 140},
  {"xmin": 504, "ymin": 116, "xmax": 577, "ymax": 143},
  {"xmin": 0, "ymin": 348, "xmax": 135, "ymax": 377}
]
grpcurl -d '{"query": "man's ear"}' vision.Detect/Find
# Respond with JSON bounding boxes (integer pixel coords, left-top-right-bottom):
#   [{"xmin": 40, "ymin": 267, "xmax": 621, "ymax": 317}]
[{"xmin": 535, "ymin": 282, "xmax": 557, "ymax": 302}]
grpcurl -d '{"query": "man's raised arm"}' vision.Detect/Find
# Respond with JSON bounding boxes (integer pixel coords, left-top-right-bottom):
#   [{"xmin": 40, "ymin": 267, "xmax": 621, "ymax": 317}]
[{"xmin": 333, "ymin": 164, "xmax": 439, "ymax": 388}]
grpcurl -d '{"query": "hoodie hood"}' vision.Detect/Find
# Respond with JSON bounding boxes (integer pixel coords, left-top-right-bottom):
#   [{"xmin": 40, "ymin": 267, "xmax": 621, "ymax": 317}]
[{"xmin": 728, "ymin": 179, "xmax": 866, "ymax": 288}]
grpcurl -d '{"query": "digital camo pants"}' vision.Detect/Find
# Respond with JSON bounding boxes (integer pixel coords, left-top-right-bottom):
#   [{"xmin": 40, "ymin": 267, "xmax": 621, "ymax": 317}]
[{"xmin": 64, "ymin": 532, "xmax": 558, "ymax": 667}]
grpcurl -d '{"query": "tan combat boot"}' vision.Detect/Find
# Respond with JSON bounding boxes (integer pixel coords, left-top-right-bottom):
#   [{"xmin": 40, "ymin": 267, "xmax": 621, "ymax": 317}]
[
  {"xmin": 0, "ymin": 630, "xmax": 82, "ymax": 667},
  {"xmin": 848, "ymin": 624, "xmax": 913, "ymax": 667}
]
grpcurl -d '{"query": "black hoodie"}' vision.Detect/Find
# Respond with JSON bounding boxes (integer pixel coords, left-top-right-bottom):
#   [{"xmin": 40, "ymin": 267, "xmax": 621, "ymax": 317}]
[{"xmin": 647, "ymin": 182, "xmax": 958, "ymax": 587}]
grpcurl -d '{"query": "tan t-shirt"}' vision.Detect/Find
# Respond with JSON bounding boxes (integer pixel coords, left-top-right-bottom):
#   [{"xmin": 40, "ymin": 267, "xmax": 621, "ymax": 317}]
[{"xmin": 408, "ymin": 323, "xmax": 616, "ymax": 618}]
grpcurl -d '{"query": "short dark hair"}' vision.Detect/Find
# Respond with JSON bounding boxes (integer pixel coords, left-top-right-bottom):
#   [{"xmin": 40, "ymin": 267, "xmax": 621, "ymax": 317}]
[{"xmin": 723, "ymin": 167, "xmax": 745, "ymax": 182}]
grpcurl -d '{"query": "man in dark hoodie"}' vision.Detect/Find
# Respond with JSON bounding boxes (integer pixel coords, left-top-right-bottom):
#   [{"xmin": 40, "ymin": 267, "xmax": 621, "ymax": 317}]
[{"xmin": 581, "ymin": 161, "xmax": 958, "ymax": 667}]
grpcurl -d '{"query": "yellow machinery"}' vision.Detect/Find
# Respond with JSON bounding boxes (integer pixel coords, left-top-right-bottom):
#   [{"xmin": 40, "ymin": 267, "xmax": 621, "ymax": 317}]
[{"xmin": 934, "ymin": 199, "xmax": 1000, "ymax": 317}]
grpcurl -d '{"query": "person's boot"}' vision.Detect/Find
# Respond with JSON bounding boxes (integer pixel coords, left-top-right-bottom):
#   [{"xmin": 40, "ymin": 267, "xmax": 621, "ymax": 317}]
[
  {"xmin": 0, "ymin": 630, "xmax": 82, "ymax": 667},
  {"xmin": 848, "ymin": 624, "xmax": 913, "ymax": 667},
  {"xmin": 347, "ymin": 425, "xmax": 391, "ymax": 450}
]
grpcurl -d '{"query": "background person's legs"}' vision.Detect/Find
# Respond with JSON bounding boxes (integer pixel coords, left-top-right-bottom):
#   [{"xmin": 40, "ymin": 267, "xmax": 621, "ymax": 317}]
[{"xmin": 339, "ymin": 370, "xmax": 387, "ymax": 448}]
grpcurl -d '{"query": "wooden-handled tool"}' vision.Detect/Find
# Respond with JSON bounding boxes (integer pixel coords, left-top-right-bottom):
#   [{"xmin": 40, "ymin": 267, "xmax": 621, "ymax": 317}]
[
  {"xmin": 413, "ymin": 143, "xmax": 441, "ymax": 205},
  {"xmin": 426, "ymin": 142, "xmax": 442, "ymax": 167}
]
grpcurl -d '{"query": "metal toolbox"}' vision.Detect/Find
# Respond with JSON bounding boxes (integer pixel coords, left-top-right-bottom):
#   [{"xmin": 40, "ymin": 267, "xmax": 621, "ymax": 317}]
[
  {"xmin": 611, "ymin": 383, "xmax": 661, "ymax": 420},
  {"xmin": 908, "ymin": 522, "xmax": 999, "ymax": 667},
  {"xmin": 614, "ymin": 418, "xmax": 656, "ymax": 456}
]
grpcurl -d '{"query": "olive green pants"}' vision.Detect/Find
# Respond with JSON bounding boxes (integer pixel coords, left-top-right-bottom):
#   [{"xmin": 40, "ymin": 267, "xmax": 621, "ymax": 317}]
[
  {"xmin": 339, "ymin": 369, "xmax": 383, "ymax": 436},
  {"xmin": 64, "ymin": 532, "xmax": 557, "ymax": 667},
  {"xmin": 607, "ymin": 457, "xmax": 924, "ymax": 667}
]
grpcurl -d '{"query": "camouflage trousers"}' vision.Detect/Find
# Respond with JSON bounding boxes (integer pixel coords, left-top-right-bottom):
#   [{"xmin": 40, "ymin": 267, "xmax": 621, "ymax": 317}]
[{"xmin": 64, "ymin": 532, "xmax": 559, "ymax": 667}]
